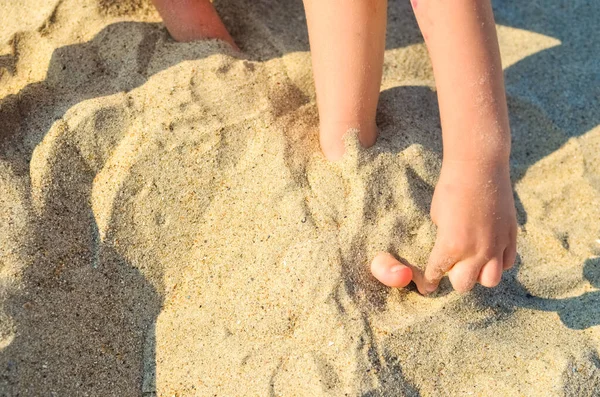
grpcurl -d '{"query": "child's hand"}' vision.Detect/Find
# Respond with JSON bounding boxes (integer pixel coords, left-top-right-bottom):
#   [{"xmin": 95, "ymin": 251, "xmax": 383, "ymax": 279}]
[
  {"xmin": 417, "ymin": 160, "xmax": 517, "ymax": 294},
  {"xmin": 370, "ymin": 159, "xmax": 517, "ymax": 294}
]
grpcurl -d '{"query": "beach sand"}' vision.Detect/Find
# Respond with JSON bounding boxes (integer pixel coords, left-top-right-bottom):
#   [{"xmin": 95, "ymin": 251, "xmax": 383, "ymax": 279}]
[{"xmin": 1, "ymin": 0, "xmax": 599, "ymax": 395}]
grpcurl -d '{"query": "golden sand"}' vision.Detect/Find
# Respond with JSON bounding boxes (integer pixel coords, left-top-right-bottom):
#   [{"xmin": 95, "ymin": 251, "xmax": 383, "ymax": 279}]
[{"xmin": 1, "ymin": 0, "xmax": 599, "ymax": 395}]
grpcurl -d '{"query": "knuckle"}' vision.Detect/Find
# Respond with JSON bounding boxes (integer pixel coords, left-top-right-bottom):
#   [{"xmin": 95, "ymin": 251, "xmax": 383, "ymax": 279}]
[
  {"xmin": 481, "ymin": 247, "xmax": 499, "ymax": 262},
  {"xmin": 444, "ymin": 239, "xmax": 466, "ymax": 256}
]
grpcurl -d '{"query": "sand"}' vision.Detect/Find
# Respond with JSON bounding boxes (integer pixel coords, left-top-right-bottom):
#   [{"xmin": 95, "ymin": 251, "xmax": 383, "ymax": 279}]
[{"xmin": 1, "ymin": 0, "xmax": 599, "ymax": 395}]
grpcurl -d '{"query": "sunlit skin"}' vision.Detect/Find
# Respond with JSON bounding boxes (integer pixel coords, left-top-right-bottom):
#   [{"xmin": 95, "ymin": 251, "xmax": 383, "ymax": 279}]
[
  {"xmin": 151, "ymin": 0, "xmax": 517, "ymax": 294},
  {"xmin": 151, "ymin": 0, "xmax": 237, "ymax": 48},
  {"xmin": 367, "ymin": 0, "xmax": 517, "ymax": 294}
]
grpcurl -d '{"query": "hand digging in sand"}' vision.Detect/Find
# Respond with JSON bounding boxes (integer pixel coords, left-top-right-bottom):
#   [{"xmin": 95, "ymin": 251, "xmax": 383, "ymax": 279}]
[{"xmin": 151, "ymin": 0, "xmax": 517, "ymax": 295}]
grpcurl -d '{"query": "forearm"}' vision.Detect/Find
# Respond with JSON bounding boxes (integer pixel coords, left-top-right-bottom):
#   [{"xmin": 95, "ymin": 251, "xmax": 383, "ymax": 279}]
[
  {"xmin": 412, "ymin": 0, "xmax": 510, "ymax": 164},
  {"xmin": 303, "ymin": 0, "xmax": 387, "ymax": 159}
]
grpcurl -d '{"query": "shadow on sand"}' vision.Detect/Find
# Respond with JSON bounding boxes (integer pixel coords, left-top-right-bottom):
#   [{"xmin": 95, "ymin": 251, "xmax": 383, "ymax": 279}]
[{"xmin": 0, "ymin": 136, "xmax": 163, "ymax": 394}]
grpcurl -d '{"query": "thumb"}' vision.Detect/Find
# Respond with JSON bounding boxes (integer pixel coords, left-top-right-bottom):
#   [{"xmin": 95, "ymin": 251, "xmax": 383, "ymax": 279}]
[{"xmin": 370, "ymin": 252, "xmax": 413, "ymax": 288}]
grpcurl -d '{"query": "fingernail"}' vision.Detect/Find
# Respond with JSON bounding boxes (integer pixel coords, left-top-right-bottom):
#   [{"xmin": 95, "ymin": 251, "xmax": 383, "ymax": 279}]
[
  {"xmin": 425, "ymin": 284, "xmax": 437, "ymax": 293},
  {"xmin": 390, "ymin": 265, "xmax": 403, "ymax": 273}
]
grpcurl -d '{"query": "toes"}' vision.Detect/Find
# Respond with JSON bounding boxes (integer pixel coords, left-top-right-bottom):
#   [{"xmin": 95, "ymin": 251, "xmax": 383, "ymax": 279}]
[
  {"xmin": 370, "ymin": 252, "xmax": 413, "ymax": 288},
  {"xmin": 478, "ymin": 257, "xmax": 503, "ymax": 287}
]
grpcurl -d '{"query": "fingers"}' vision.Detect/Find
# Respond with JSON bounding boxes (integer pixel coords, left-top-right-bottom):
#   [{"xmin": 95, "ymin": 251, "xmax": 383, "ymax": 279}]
[
  {"xmin": 371, "ymin": 238, "xmax": 516, "ymax": 294},
  {"xmin": 503, "ymin": 228, "xmax": 517, "ymax": 270},
  {"xmin": 426, "ymin": 246, "xmax": 506, "ymax": 293},
  {"xmin": 422, "ymin": 242, "xmax": 456, "ymax": 294},
  {"xmin": 448, "ymin": 258, "xmax": 485, "ymax": 293},
  {"xmin": 477, "ymin": 256, "xmax": 503, "ymax": 288},
  {"xmin": 369, "ymin": 250, "xmax": 444, "ymax": 295},
  {"xmin": 449, "ymin": 255, "xmax": 503, "ymax": 292},
  {"xmin": 370, "ymin": 252, "xmax": 413, "ymax": 288}
]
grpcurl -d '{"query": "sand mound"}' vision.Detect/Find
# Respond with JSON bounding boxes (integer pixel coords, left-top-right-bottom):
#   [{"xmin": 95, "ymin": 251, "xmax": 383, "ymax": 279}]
[{"xmin": 1, "ymin": 0, "xmax": 599, "ymax": 395}]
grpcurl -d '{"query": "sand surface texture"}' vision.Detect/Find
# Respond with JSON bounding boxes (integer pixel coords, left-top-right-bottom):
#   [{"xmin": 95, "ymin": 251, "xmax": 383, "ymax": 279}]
[{"xmin": 1, "ymin": 0, "xmax": 600, "ymax": 395}]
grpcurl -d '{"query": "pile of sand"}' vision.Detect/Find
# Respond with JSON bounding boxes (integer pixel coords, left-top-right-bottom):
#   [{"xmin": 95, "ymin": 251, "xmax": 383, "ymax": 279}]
[{"xmin": 1, "ymin": 0, "xmax": 599, "ymax": 395}]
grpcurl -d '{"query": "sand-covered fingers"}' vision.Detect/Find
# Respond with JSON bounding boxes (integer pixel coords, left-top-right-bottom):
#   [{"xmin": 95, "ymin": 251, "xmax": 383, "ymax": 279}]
[
  {"xmin": 421, "ymin": 242, "xmax": 458, "ymax": 294},
  {"xmin": 423, "ymin": 230, "xmax": 512, "ymax": 293},
  {"xmin": 476, "ymin": 256, "xmax": 504, "ymax": 288},
  {"xmin": 425, "ymin": 240, "xmax": 508, "ymax": 293}
]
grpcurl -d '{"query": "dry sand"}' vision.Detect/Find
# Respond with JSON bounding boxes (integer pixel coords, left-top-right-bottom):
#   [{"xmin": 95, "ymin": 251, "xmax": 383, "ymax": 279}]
[{"xmin": 1, "ymin": 0, "xmax": 600, "ymax": 395}]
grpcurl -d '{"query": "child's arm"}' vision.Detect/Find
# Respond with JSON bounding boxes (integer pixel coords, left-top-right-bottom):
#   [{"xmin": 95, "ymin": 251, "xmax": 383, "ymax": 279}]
[
  {"xmin": 372, "ymin": 0, "xmax": 517, "ymax": 293},
  {"xmin": 303, "ymin": 0, "xmax": 387, "ymax": 161},
  {"xmin": 415, "ymin": 0, "xmax": 510, "ymax": 165},
  {"xmin": 414, "ymin": 0, "xmax": 516, "ymax": 293}
]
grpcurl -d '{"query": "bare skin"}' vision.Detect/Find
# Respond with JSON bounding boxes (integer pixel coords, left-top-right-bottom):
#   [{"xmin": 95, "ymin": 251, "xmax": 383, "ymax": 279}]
[
  {"xmin": 369, "ymin": 0, "xmax": 517, "ymax": 294},
  {"xmin": 152, "ymin": 0, "xmax": 517, "ymax": 294},
  {"xmin": 151, "ymin": 0, "xmax": 237, "ymax": 48},
  {"xmin": 303, "ymin": 0, "xmax": 385, "ymax": 161}
]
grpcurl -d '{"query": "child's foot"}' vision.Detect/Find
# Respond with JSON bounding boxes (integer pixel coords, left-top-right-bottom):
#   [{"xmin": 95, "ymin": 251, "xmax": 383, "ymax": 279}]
[{"xmin": 152, "ymin": 0, "xmax": 238, "ymax": 49}]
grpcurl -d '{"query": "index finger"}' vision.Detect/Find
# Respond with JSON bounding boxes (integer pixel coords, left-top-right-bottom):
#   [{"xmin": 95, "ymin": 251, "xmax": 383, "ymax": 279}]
[{"xmin": 422, "ymin": 242, "xmax": 456, "ymax": 294}]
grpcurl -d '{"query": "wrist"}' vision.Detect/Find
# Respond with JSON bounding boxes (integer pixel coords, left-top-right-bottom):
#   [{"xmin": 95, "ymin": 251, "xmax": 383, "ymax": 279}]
[
  {"xmin": 442, "ymin": 133, "xmax": 511, "ymax": 167},
  {"xmin": 442, "ymin": 155, "xmax": 510, "ymax": 170},
  {"xmin": 440, "ymin": 156, "xmax": 510, "ymax": 185},
  {"xmin": 440, "ymin": 109, "xmax": 512, "ymax": 167}
]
